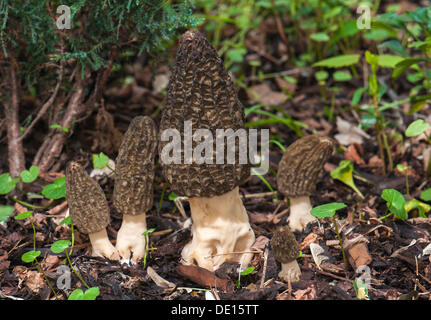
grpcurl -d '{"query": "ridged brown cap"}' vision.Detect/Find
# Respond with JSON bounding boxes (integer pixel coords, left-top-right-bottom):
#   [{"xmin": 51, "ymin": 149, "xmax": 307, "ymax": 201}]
[
  {"xmin": 66, "ymin": 162, "xmax": 110, "ymax": 234},
  {"xmin": 113, "ymin": 116, "xmax": 157, "ymax": 215},
  {"xmin": 271, "ymin": 225, "xmax": 300, "ymax": 263},
  {"xmin": 159, "ymin": 30, "xmax": 249, "ymax": 198},
  {"xmin": 277, "ymin": 135, "xmax": 337, "ymax": 197}
]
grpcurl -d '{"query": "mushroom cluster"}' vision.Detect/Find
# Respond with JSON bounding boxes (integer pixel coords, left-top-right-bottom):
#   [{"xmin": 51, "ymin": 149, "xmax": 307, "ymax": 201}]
[
  {"xmin": 277, "ymin": 135, "xmax": 337, "ymax": 232},
  {"xmin": 65, "ymin": 116, "xmax": 157, "ymax": 263},
  {"xmin": 159, "ymin": 30, "xmax": 255, "ymax": 271}
]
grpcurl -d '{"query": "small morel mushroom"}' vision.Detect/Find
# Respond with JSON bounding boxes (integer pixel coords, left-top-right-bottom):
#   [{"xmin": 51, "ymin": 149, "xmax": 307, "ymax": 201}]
[
  {"xmin": 277, "ymin": 135, "xmax": 337, "ymax": 232},
  {"xmin": 271, "ymin": 225, "xmax": 301, "ymax": 283},
  {"xmin": 113, "ymin": 116, "xmax": 157, "ymax": 263},
  {"xmin": 159, "ymin": 30, "xmax": 255, "ymax": 271},
  {"xmin": 66, "ymin": 162, "xmax": 119, "ymax": 260}
]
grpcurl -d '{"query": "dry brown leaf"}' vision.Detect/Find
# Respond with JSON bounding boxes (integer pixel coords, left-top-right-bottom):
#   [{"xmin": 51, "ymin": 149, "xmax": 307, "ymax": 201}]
[
  {"xmin": 299, "ymin": 232, "xmax": 319, "ymax": 250},
  {"xmin": 247, "ymin": 83, "xmax": 287, "ymax": 106},
  {"xmin": 293, "ymin": 285, "xmax": 316, "ymax": 300},
  {"xmin": 26, "ymin": 271, "xmax": 46, "ymax": 293}
]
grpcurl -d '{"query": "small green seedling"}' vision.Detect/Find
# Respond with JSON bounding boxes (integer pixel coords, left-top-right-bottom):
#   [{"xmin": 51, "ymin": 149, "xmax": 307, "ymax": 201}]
[
  {"xmin": 420, "ymin": 188, "xmax": 431, "ymax": 202},
  {"xmin": 41, "ymin": 177, "xmax": 66, "ymax": 200},
  {"xmin": 20, "ymin": 166, "xmax": 39, "ymax": 183},
  {"xmin": 353, "ymin": 279, "xmax": 370, "ymax": 300},
  {"xmin": 405, "ymin": 119, "xmax": 430, "ymax": 138},
  {"xmin": 311, "ymin": 202, "xmax": 348, "ymax": 272},
  {"xmin": 142, "ymin": 228, "xmax": 156, "ymax": 267},
  {"xmin": 50, "ymin": 124, "xmax": 69, "ymax": 133},
  {"xmin": 380, "ymin": 189, "xmax": 407, "ymax": 220},
  {"xmin": 68, "ymin": 287, "xmax": 100, "ymax": 300},
  {"xmin": 15, "ymin": 210, "xmax": 58, "ymax": 298},
  {"xmin": 236, "ymin": 266, "xmax": 255, "ymax": 289},
  {"xmin": 0, "ymin": 173, "xmax": 19, "ymax": 195},
  {"xmin": 0, "ymin": 205, "xmax": 14, "ymax": 223},
  {"xmin": 330, "ymin": 160, "xmax": 364, "ymax": 199},
  {"xmin": 92, "ymin": 152, "xmax": 110, "ymax": 169},
  {"xmin": 396, "ymin": 164, "xmax": 411, "ymax": 195}
]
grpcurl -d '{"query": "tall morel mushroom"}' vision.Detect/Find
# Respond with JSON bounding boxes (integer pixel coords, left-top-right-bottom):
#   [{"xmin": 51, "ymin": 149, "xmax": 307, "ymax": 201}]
[
  {"xmin": 113, "ymin": 116, "xmax": 157, "ymax": 263},
  {"xmin": 66, "ymin": 162, "xmax": 119, "ymax": 260},
  {"xmin": 271, "ymin": 225, "xmax": 301, "ymax": 283},
  {"xmin": 277, "ymin": 135, "xmax": 337, "ymax": 232},
  {"xmin": 159, "ymin": 30, "xmax": 255, "ymax": 271}
]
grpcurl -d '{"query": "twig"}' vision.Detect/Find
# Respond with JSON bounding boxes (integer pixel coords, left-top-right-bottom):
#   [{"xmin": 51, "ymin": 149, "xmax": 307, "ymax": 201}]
[
  {"xmin": 204, "ymin": 250, "xmax": 261, "ymax": 260},
  {"xmin": 260, "ymin": 247, "xmax": 269, "ymax": 289}
]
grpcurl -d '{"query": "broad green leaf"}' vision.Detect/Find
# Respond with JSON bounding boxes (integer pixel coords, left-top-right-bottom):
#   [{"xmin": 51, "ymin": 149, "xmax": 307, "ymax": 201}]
[
  {"xmin": 360, "ymin": 114, "xmax": 377, "ymax": 130},
  {"xmin": 42, "ymin": 177, "xmax": 66, "ymax": 199},
  {"xmin": 396, "ymin": 164, "xmax": 410, "ymax": 172},
  {"xmin": 312, "ymin": 54, "xmax": 360, "ymax": 68},
  {"xmin": 377, "ymin": 55, "xmax": 404, "ymax": 68},
  {"xmin": 60, "ymin": 216, "xmax": 73, "ymax": 226},
  {"xmin": 420, "ymin": 188, "xmax": 431, "ymax": 202},
  {"xmin": 68, "ymin": 287, "xmax": 100, "ymax": 300},
  {"xmin": 14, "ymin": 211, "xmax": 33, "ymax": 220},
  {"xmin": 405, "ymin": 199, "xmax": 430, "ymax": 218},
  {"xmin": 352, "ymin": 87, "xmax": 366, "ymax": 106},
  {"xmin": 21, "ymin": 250, "xmax": 41, "ymax": 263},
  {"xmin": 378, "ymin": 40, "xmax": 410, "ymax": 58},
  {"xmin": 168, "ymin": 192, "xmax": 178, "ymax": 201},
  {"xmin": 310, "ymin": 32, "xmax": 329, "ymax": 42},
  {"xmin": 333, "ymin": 70, "xmax": 352, "ymax": 82},
  {"xmin": 50, "ymin": 240, "xmax": 71, "ymax": 253},
  {"xmin": 0, "ymin": 173, "xmax": 19, "ymax": 195},
  {"xmin": 315, "ymin": 70, "xmax": 329, "ymax": 82},
  {"xmin": 50, "ymin": 124, "xmax": 69, "ymax": 133},
  {"xmin": 20, "ymin": 166, "xmax": 40, "ymax": 183},
  {"xmin": 240, "ymin": 266, "xmax": 255, "ymax": 276},
  {"xmin": 226, "ymin": 48, "xmax": 247, "ymax": 63},
  {"xmin": 381, "ymin": 189, "xmax": 407, "ymax": 220},
  {"xmin": 310, "ymin": 202, "xmax": 347, "ymax": 218},
  {"xmin": 0, "ymin": 206, "xmax": 14, "ymax": 222},
  {"xmin": 93, "ymin": 152, "xmax": 110, "ymax": 169},
  {"xmin": 405, "ymin": 119, "xmax": 430, "ymax": 137},
  {"xmin": 393, "ymin": 58, "xmax": 424, "ymax": 79},
  {"xmin": 330, "ymin": 160, "xmax": 364, "ymax": 198}
]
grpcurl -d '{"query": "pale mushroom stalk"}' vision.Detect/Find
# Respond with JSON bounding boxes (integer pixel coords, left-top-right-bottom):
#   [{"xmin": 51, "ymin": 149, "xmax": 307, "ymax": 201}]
[
  {"xmin": 66, "ymin": 162, "xmax": 119, "ymax": 260},
  {"xmin": 113, "ymin": 116, "xmax": 157, "ymax": 264},
  {"xmin": 271, "ymin": 225, "xmax": 301, "ymax": 283},
  {"xmin": 159, "ymin": 30, "xmax": 255, "ymax": 272},
  {"xmin": 277, "ymin": 135, "xmax": 337, "ymax": 232},
  {"xmin": 181, "ymin": 187, "xmax": 255, "ymax": 271}
]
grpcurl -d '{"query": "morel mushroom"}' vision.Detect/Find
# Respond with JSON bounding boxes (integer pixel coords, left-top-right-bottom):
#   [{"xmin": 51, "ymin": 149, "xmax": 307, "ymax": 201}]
[
  {"xmin": 159, "ymin": 30, "xmax": 255, "ymax": 271},
  {"xmin": 113, "ymin": 116, "xmax": 157, "ymax": 263},
  {"xmin": 271, "ymin": 225, "xmax": 301, "ymax": 283},
  {"xmin": 277, "ymin": 135, "xmax": 337, "ymax": 232},
  {"xmin": 66, "ymin": 162, "xmax": 119, "ymax": 260}
]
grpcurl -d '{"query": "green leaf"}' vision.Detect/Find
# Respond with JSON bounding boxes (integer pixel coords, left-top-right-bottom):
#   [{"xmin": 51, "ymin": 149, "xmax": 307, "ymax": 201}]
[
  {"xmin": 333, "ymin": 70, "xmax": 352, "ymax": 82},
  {"xmin": 168, "ymin": 192, "xmax": 179, "ymax": 201},
  {"xmin": 381, "ymin": 189, "xmax": 407, "ymax": 220},
  {"xmin": 142, "ymin": 228, "xmax": 156, "ymax": 236},
  {"xmin": 405, "ymin": 119, "xmax": 430, "ymax": 137},
  {"xmin": 360, "ymin": 114, "xmax": 377, "ymax": 130},
  {"xmin": 404, "ymin": 199, "xmax": 430, "ymax": 218},
  {"xmin": 50, "ymin": 124, "xmax": 69, "ymax": 133},
  {"xmin": 21, "ymin": 250, "xmax": 41, "ymax": 263},
  {"xmin": 315, "ymin": 70, "xmax": 329, "ymax": 82},
  {"xmin": 393, "ymin": 58, "xmax": 423, "ymax": 79},
  {"xmin": 41, "ymin": 177, "xmax": 66, "ymax": 199},
  {"xmin": 20, "ymin": 166, "xmax": 39, "ymax": 183},
  {"xmin": 310, "ymin": 32, "xmax": 330, "ymax": 42},
  {"xmin": 240, "ymin": 266, "xmax": 255, "ymax": 276},
  {"xmin": 396, "ymin": 164, "xmax": 410, "ymax": 172},
  {"xmin": 352, "ymin": 87, "xmax": 366, "ymax": 106},
  {"xmin": 310, "ymin": 202, "xmax": 347, "ymax": 218},
  {"xmin": 377, "ymin": 55, "xmax": 405, "ymax": 68},
  {"xmin": 0, "ymin": 206, "xmax": 14, "ymax": 223},
  {"xmin": 60, "ymin": 216, "xmax": 73, "ymax": 226},
  {"xmin": 313, "ymin": 54, "xmax": 360, "ymax": 68},
  {"xmin": 68, "ymin": 287, "xmax": 100, "ymax": 300},
  {"xmin": 93, "ymin": 152, "xmax": 110, "ymax": 169},
  {"xmin": 0, "ymin": 173, "xmax": 19, "ymax": 195},
  {"xmin": 420, "ymin": 188, "xmax": 431, "ymax": 202},
  {"xmin": 330, "ymin": 160, "xmax": 364, "ymax": 198},
  {"xmin": 378, "ymin": 40, "xmax": 410, "ymax": 58},
  {"xmin": 50, "ymin": 240, "xmax": 71, "ymax": 253},
  {"xmin": 14, "ymin": 211, "xmax": 33, "ymax": 220},
  {"xmin": 226, "ymin": 48, "xmax": 247, "ymax": 63}
]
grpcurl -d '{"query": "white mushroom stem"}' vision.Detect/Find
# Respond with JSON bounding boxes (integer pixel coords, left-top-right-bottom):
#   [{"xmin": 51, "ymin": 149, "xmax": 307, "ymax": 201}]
[
  {"xmin": 288, "ymin": 196, "xmax": 317, "ymax": 232},
  {"xmin": 181, "ymin": 186, "xmax": 256, "ymax": 272},
  {"xmin": 116, "ymin": 213, "xmax": 148, "ymax": 264},
  {"xmin": 88, "ymin": 229, "xmax": 119, "ymax": 260},
  {"xmin": 278, "ymin": 260, "xmax": 301, "ymax": 283}
]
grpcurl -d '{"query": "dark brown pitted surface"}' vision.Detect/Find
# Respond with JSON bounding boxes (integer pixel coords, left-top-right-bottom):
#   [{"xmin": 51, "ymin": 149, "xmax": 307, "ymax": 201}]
[
  {"xmin": 65, "ymin": 162, "xmax": 110, "ymax": 234},
  {"xmin": 113, "ymin": 116, "xmax": 157, "ymax": 215},
  {"xmin": 159, "ymin": 30, "xmax": 250, "ymax": 198},
  {"xmin": 271, "ymin": 225, "xmax": 300, "ymax": 263},
  {"xmin": 277, "ymin": 135, "xmax": 337, "ymax": 197}
]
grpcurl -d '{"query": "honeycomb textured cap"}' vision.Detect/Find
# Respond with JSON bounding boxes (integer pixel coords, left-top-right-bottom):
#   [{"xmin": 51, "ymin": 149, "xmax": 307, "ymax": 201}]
[
  {"xmin": 66, "ymin": 162, "xmax": 110, "ymax": 234},
  {"xmin": 277, "ymin": 135, "xmax": 337, "ymax": 197},
  {"xmin": 113, "ymin": 116, "xmax": 157, "ymax": 215},
  {"xmin": 270, "ymin": 225, "xmax": 300, "ymax": 263},
  {"xmin": 159, "ymin": 30, "xmax": 249, "ymax": 198}
]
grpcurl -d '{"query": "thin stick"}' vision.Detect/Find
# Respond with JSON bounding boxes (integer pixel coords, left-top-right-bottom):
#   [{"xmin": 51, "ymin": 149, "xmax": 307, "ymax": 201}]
[
  {"xmin": 204, "ymin": 250, "xmax": 261, "ymax": 260},
  {"xmin": 260, "ymin": 247, "xmax": 269, "ymax": 289}
]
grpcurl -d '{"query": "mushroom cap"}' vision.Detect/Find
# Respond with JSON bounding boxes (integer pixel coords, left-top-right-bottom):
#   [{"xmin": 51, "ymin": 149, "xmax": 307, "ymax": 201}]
[
  {"xmin": 66, "ymin": 162, "xmax": 110, "ymax": 234},
  {"xmin": 159, "ymin": 30, "xmax": 249, "ymax": 198},
  {"xmin": 113, "ymin": 116, "xmax": 157, "ymax": 215},
  {"xmin": 270, "ymin": 225, "xmax": 300, "ymax": 263},
  {"xmin": 277, "ymin": 135, "xmax": 337, "ymax": 197}
]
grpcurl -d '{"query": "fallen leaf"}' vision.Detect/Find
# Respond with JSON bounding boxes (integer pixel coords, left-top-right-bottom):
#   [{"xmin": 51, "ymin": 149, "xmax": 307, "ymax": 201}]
[
  {"xmin": 247, "ymin": 83, "xmax": 287, "ymax": 106},
  {"xmin": 26, "ymin": 271, "xmax": 46, "ymax": 293},
  {"xmin": 345, "ymin": 143, "xmax": 365, "ymax": 165},
  {"xmin": 334, "ymin": 117, "xmax": 370, "ymax": 146},
  {"xmin": 293, "ymin": 285, "xmax": 316, "ymax": 300}
]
